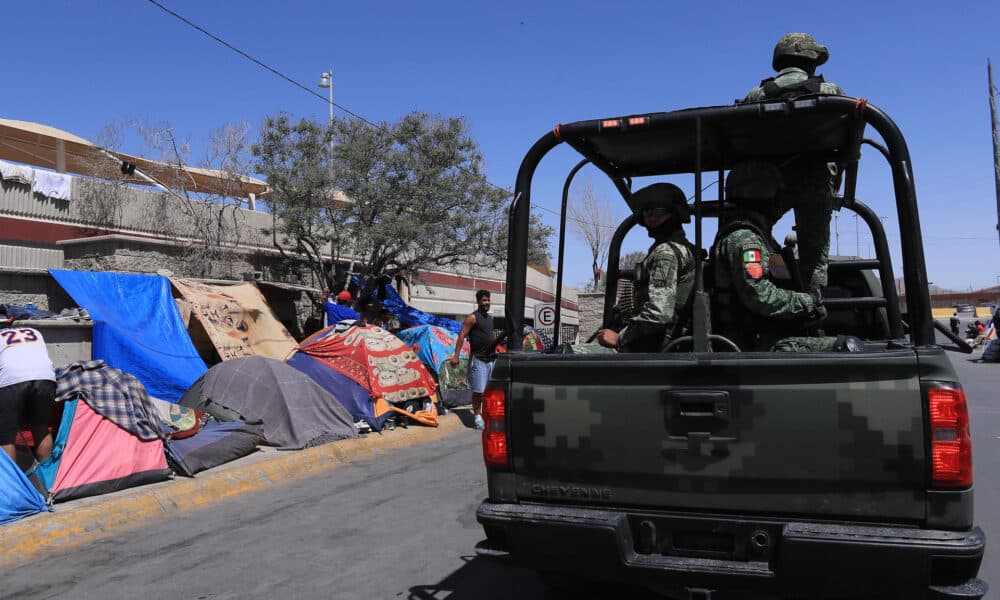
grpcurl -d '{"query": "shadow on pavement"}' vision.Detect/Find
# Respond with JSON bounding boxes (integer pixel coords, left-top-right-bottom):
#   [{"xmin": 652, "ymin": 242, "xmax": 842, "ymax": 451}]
[
  {"xmin": 407, "ymin": 555, "xmax": 665, "ymax": 600},
  {"xmin": 449, "ymin": 408, "xmax": 478, "ymax": 429},
  {"xmin": 407, "ymin": 555, "xmax": 543, "ymax": 599}
]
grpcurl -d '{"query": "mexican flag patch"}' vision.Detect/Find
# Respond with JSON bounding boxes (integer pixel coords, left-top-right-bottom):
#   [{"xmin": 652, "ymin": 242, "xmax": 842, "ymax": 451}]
[{"xmin": 742, "ymin": 249, "xmax": 762, "ymax": 263}]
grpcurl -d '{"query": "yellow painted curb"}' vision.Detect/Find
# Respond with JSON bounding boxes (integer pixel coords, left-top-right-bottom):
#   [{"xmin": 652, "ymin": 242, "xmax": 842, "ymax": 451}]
[{"xmin": 0, "ymin": 414, "xmax": 471, "ymax": 570}]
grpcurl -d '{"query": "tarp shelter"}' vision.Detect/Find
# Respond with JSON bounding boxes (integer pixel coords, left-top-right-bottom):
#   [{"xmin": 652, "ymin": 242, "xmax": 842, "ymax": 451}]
[
  {"xmin": 179, "ymin": 357, "xmax": 358, "ymax": 450},
  {"xmin": 33, "ymin": 399, "xmax": 170, "ymax": 502},
  {"xmin": 285, "ymin": 351, "xmax": 392, "ymax": 431},
  {"xmin": 150, "ymin": 393, "xmax": 264, "ymax": 475},
  {"xmin": 0, "ymin": 451, "xmax": 49, "ymax": 525},
  {"xmin": 299, "ymin": 323, "xmax": 437, "ymax": 404},
  {"xmin": 164, "ymin": 421, "xmax": 264, "ymax": 477},
  {"xmin": 375, "ymin": 282, "xmax": 462, "ymax": 334},
  {"xmin": 395, "ymin": 324, "xmax": 469, "ymax": 375},
  {"xmin": 298, "ymin": 323, "xmax": 439, "ymax": 426},
  {"xmin": 49, "ymin": 270, "xmax": 207, "ymax": 402},
  {"xmin": 170, "ymin": 278, "xmax": 298, "ymax": 362}
]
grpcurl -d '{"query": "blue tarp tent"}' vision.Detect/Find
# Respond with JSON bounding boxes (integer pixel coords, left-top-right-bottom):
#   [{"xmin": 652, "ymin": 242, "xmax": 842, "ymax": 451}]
[
  {"xmin": 285, "ymin": 351, "xmax": 390, "ymax": 431},
  {"xmin": 395, "ymin": 324, "xmax": 467, "ymax": 375},
  {"xmin": 0, "ymin": 450, "xmax": 49, "ymax": 525},
  {"xmin": 376, "ymin": 283, "xmax": 462, "ymax": 334},
  {"xmin": 49, "ymin": 270, "xmax": 207, "ymax": 402}
]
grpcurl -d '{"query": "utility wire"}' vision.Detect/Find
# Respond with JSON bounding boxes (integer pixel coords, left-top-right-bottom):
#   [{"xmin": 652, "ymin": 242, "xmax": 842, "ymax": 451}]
[
  {"xmin": 145, "ymin": 0, "xmax": 714, "ymax": 233},
  {"xmin": 145, "ymin": 0, "xmax": 377, "ymax": 127}
]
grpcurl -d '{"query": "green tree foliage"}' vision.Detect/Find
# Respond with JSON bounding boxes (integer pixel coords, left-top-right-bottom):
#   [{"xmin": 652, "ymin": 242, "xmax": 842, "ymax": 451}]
[
  {"xmin": 252, "ymin": 114, "xmax": 336, "ymax": 288},
  {"xmin": 254, "ymin": 111, "xmax": 553, "ymax": 299}
]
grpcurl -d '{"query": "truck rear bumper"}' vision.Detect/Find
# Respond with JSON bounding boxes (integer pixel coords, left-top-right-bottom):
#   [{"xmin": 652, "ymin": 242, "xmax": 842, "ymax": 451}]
[{"xmin": 477, "ymin": 501, "xmax": 987, "ymax": 599}]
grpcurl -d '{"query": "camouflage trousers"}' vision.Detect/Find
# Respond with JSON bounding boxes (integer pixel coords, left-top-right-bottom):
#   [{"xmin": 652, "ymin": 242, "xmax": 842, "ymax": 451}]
[
  {"xmin": 566, "ymin": 342, "xmax": 618, "ymax": 355},
  {"xmin": 778, "ymin": 163, "xmax": 837, "ymax": 293},
  {"xmin": 771, "ymin": 336, "xmax": 838, "ymax": 352}
]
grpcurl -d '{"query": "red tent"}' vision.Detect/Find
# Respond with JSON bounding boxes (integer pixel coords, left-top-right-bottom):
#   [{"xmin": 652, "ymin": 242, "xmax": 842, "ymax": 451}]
[{"xmin": 298, "ymin": 323, "xmax": 439, "ymax": 426}]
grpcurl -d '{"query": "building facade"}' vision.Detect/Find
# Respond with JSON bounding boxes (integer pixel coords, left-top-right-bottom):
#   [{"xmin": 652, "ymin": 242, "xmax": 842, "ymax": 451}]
[{"xmin": 0, "ymin": 157, "xmax": 578, "ymax": 340}]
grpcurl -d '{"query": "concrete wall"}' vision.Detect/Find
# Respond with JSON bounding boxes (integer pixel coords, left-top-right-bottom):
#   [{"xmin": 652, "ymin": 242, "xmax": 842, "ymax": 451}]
[
  {"xmin": 12, "ymin": 320, "xmax": 93, "ymax": 367},
  {"xmin": 0, "ymin": 269, "xmax": 76, "ymax": 312},
  {"xmin": 577, "ymin": 292, "xmax": 604, "ymax": 342}
]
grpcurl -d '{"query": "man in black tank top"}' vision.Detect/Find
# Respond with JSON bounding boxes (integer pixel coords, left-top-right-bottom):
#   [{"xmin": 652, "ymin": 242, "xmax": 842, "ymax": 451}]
[{"xmin": 450, "ymin": 290, "xmax": 496, "ymax": 430}]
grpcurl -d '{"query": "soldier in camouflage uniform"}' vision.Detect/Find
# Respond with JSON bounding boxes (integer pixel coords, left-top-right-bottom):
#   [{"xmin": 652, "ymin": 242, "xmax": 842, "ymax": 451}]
[
  {"xmin": 741, "ymin": 32, "xmax": 845, "ymax": 295},
  {"xmin": 713, "ymin": 161, "xmax": 838, "ymax": 352},
  {"xmin": 594, "ymin": 183, "xmax": 696, "ymax": 353}
]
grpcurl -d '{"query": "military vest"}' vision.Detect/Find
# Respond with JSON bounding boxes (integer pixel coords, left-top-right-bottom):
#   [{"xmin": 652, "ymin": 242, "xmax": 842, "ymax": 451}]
[
  {"xmin": 760, "ymin": 74, "xmax": 826, "ymax": 100},
  {"xmin": 631, "ymin": 238, "xmax": 697, "ymax": 342},
  {"xmin": 711, "ymin": 219, "xmax": 802, "ymax": 350}
]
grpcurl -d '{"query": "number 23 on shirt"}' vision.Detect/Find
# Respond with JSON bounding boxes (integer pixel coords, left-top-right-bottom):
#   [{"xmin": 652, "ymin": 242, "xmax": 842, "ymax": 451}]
[{"xmin": 1, "ymin": 328, "xmax": 40, "ymax": 345}]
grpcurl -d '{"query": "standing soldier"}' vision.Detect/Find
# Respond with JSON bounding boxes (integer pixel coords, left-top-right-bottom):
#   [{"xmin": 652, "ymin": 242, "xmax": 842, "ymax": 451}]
[
  {"xmin": 595, "ymin": 183, "xmax": 696, "ymax": 352},
  {"xmin": 713, "ymin": 161, "xmax": 863, "ymax": 353},
  {"xmin": 741, "ymin": 32, "xmax": 845, "ymax": 295}
]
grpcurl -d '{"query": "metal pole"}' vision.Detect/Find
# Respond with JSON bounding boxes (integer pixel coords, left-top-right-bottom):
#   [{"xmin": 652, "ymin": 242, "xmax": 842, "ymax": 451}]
[
  {"xmin": 855, "ymin": 213, "xmax": 860, "ymax": 257},
  {"xmin": 328, "ymin": 67, "xmax": 334, "ymax": 126},
  {"xmin": 554, "ymin": 160, "xmax": 589, "ymax": 348},
  {"xmin": 835, "ymin": 212, "xmax": 840, "ymax": 255},
  {"xmin": 989, "ymin": 60, "xmax": 1000, "ymax": 247}
]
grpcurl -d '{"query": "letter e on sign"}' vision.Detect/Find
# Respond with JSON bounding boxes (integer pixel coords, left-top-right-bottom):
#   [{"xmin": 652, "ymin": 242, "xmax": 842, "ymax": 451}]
[{"xmin": 535, "ymin": 303, "xmax": 556, "ymax": 328}]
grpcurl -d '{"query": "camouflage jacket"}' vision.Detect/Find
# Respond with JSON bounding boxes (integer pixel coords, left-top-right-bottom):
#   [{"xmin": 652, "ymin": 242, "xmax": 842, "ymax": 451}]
[
  {"xmin": 713, "ymin": 223, "xmax": 815, "ymax": 320},
  {"xmin": 618, "ymin": 229, "xmax": 696, "ymax": 352},
  {"xmin": 743, "ymin": 67, "xmax": 844, "ymax": 103}
]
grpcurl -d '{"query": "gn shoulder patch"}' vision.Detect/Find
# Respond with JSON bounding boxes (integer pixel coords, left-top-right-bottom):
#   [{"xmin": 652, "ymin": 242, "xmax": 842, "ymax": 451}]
[{"xmin": 742, "ymin": 247, "xmax": 764, "ymax": 279}]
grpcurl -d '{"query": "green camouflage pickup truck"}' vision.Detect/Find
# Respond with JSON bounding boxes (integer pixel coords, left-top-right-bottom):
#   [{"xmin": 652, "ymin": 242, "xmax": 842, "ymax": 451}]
[{"xmin": 475, "ymin": 97, "xmax": 987, "ymax": 599}]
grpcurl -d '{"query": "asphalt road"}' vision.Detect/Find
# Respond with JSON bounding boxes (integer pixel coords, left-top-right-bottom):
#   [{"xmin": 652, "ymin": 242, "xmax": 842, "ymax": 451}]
[
  {"xmin": 950, "ymin": 346, "xmax": 1000, "ymax": 586},
  {"xmin": 3, "ymin": 350, "xmax": 997, "ymax": 600},
  {"xmin": 1, "ymin": 414, "xmax": 558, "ymax": 600}
]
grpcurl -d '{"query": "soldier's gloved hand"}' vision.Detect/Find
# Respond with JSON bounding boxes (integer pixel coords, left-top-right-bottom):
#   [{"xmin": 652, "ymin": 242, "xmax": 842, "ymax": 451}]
[{"xmin": 807, "ymin": 290, "xmax": 827, "ymax": 321}]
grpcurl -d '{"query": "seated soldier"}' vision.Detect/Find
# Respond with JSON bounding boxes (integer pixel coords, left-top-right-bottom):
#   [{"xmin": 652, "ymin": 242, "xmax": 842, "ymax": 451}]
[
  {"xmin": 595, "ymin": 183, "xmax": 696, "ymax": 352},
  {"xmin": 712, "ymin": 161, "xmax": 862, "ymax": 353}
]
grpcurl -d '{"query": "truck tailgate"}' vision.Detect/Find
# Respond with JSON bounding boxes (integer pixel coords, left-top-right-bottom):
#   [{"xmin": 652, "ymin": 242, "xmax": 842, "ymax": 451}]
[{"xmin": 506, "ymin": 352, "xmax": 927, "ymax": 522}]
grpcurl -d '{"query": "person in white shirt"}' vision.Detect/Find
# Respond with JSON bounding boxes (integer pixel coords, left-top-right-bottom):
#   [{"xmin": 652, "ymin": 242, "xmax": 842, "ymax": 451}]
[{"xmin": 0, "ymin": 325, "xmax": 56, "ymax": 464}]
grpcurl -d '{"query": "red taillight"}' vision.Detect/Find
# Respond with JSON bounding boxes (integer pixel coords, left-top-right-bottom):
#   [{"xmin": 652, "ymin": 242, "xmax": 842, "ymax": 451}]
[
  {"xmin": 927, "ymin": 385, "xmax": 973, "ymax": 488},
  {"xmin": 482, "ymin": 385, "xmax": 509, "ymax": 471}
]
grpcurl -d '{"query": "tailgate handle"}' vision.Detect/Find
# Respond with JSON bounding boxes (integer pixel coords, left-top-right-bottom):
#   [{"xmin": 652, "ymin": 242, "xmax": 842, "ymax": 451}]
[{"xmin": 666, "ymin": 391, "xmax": 730, "ymax": 422}]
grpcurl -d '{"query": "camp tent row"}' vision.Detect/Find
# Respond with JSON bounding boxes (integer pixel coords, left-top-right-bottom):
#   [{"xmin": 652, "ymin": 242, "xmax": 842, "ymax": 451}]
[{"xmin": 3, "ymin": 269, "xmax": 477, "ymax": 526}]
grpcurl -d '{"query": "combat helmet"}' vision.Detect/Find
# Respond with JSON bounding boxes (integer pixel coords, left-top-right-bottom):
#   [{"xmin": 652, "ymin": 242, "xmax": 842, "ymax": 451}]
[
  {"xmin": 772, "ymin": 32, "xmax": 829, "ymax": 72},
  {"xmin": 725, "ymin": 160, "xmax": 785, "ymax": 219},
  {"xmin": 629, "ymin": 183, "xmax": 691, "ymax": 223}
]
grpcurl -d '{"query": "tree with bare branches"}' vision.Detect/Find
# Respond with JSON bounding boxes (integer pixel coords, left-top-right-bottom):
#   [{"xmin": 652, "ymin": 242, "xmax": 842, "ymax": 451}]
[
  {"xmin": 74, "ymin": 119, "xmax": 257, "ymax": 278},
  {"xmin": 568, "ymin": 178, "xmax": 616, "ymax": 292}
]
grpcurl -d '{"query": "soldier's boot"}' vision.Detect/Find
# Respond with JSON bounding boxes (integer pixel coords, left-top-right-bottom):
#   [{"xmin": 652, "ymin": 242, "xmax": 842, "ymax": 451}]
[{"xmin": 833, "ymin": 334, "xmax": 866, "ymax": 353}]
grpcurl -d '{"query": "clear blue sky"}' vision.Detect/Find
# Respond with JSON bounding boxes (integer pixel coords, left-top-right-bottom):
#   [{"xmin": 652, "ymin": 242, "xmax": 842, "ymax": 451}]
[{"xmin": 5, "ymin": 1, "xmax": 1000, "ymax": 292}]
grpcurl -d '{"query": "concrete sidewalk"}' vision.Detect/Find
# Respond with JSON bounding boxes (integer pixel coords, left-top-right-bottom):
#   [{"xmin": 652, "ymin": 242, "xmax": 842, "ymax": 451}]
[{"xmin": 0, "ymin": 412, "xmax": 472, "ymax": 571}]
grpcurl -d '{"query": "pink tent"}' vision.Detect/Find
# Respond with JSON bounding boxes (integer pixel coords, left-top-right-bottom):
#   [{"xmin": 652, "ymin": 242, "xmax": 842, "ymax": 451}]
[{"xmin": 34, "ymin": 399, "xmax": 171, "ymax": 503}]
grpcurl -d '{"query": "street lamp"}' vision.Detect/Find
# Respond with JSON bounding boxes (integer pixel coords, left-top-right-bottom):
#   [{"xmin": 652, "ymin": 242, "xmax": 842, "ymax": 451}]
[
  {"xmin": 318, "ymin": 70, "xmax": 333, "ymax": 125},
  {"xmin": 318, "ymin": 69, "xmax": 337, "ymax": 293}
]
